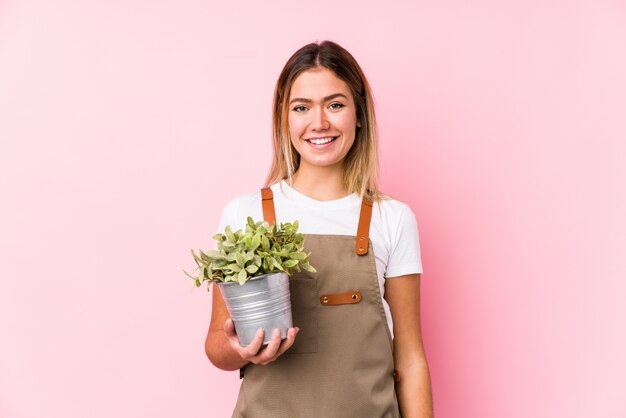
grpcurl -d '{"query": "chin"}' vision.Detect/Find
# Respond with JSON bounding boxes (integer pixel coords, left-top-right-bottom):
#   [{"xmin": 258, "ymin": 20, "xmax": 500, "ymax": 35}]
[{"xmin": 304, "ymin": 158, "xmax": 344, "ymax": 168}]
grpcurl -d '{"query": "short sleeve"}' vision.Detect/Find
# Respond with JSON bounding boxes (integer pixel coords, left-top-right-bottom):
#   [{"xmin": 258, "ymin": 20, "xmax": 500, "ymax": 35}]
[
  {"xmin": 213, "ymin": 196, "xmax": 240, "ymax": 250},
  {"xmin": 384, "ymin": 204, "xmax": 423, "ymax": 278}
]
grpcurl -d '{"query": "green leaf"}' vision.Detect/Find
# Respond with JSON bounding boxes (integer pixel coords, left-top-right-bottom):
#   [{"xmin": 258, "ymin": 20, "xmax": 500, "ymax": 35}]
[
  {"xmin": 237, "ymin": 268, "xmax": 248, "ymax": 285},
  {"xmin": 183, "ymin": 268, "xmax": 198, "ymax": 280},
  {"xmin": 288, "ymin": 251, "xmax": 307, "ymax": 261},
  {"xmin": 301, "ymin": 262, "xmax": 316, "ymax": 273},
  {"xmin": 283, "ymin": 259, "xmax": 299, "ymax": 268},
  {"xmin": 251, "ymin": 233, "xmax": 261, "ymax": 251},
  {"xmin": 191, "ymin": 249, "xmax": 202, "ymax": 265},
  {"xmin": 226, "ymin": 263, "xmax": 242, "ymax": 273},
  {"xmin": 271, "ymin": 257, "xmax": 284, "ymax": 271},
  {"xmin": 235, "ymin": 252, "xmax": 244, "ymax": 267},
  {"xmin": 262, "ymin": 256, "xmax": 270, "ymax": 270},
  {"xmin": 272, "ymin": 248, "xmax": 289, "ymax": 258},
  {"xmin": 247, "ymin": 216, "xmax": 255, "ymax": 228},
  {"xmin": 204, "ymin": 250, "xmax": 224, "ymax": 260},
  {"xmin": 261, "ymin": 235, "xmax": 270, "ymax": 251},
  {"xmin": 225, "ymin": 225, "xmax": 235, "ymax": 243},
  {"xmin": 245, "ymin": 264, "xmax": 259, "ymax": 274},
  {"xmin": 224, "ymin": 253, "xmax": 236, "ymax": 262}
]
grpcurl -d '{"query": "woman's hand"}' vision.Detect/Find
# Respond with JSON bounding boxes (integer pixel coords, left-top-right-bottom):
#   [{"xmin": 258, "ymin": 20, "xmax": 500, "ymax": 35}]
[{"xmin": 224, "ymin": 318, "xmax": 300, "ymax": 366}]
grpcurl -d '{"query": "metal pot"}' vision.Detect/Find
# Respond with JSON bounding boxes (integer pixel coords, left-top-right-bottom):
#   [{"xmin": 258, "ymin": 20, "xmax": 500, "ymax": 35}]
[{"xmin": 217, "ymin": 272, "xmax": 292, "ymax": 347}]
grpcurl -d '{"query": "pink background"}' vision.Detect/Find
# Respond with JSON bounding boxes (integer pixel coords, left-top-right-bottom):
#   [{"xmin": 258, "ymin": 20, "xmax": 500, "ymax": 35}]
[{"xmin": 1, "ymin": 1, "xmax": 625, "ymax": 417}]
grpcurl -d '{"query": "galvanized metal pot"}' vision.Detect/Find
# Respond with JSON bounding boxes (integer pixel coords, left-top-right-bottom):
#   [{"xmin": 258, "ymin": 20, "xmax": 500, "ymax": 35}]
[{"xmin": 217, "ymin": 272, "xmax": 292, "ymax": 347}]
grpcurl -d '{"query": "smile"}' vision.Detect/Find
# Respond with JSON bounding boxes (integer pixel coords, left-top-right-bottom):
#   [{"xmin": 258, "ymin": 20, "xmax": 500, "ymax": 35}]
[{"xmin": 306, "ymin": 136, "xmax": 337, "ymax": 145}]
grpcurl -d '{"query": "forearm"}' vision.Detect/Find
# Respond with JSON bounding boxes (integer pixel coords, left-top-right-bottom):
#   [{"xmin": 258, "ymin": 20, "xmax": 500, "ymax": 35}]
[
  {"xmin": 205, "ymin": 329, "xmax": 250, "ymax": 371},
  {"xmin": 396, "ymin": 360, "xmax": 434, "ymax": 418}
]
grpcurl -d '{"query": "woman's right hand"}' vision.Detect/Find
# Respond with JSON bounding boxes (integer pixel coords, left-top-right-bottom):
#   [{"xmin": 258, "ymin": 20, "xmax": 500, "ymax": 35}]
[{"xmin": 224, "ymin": 318, "xmax": 300, "ymax": 366}]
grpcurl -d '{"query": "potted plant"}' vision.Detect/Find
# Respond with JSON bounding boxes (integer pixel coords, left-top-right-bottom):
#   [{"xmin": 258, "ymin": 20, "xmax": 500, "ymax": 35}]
[{"xmin": 185, "ymin": 216, "xmax": 316, "ymax": 347}]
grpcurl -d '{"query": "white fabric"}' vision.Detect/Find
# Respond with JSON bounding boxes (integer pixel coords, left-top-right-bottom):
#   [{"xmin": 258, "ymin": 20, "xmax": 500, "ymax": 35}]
[{"xmin": 214, "ymin": 179, "xmax": 423, "ymax": 338}]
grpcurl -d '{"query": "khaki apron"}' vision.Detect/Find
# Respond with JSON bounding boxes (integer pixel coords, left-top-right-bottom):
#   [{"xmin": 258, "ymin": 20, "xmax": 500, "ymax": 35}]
[{"xmin": 231, "ymin": 187, "xmax": 401, "ymax": 418}]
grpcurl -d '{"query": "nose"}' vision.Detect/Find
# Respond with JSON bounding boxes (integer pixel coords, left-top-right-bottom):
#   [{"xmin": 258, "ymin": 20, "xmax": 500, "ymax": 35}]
[{"xmin": 310, "ymin": 107, "xmax": 329, "ymax": 131}]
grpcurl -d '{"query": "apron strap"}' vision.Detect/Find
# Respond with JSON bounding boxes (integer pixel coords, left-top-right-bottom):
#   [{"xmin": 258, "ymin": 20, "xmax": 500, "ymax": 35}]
[
  {"xmin": 260, "ymin": 187, "xmax": 372, "ymax": 255},
  {"xmin": 355, "ymin": 198, "xmax": 373, "ymax": 256},
  {"xmin": 261, "ymin": 187, "xmax": 276, "ymax": 226}
]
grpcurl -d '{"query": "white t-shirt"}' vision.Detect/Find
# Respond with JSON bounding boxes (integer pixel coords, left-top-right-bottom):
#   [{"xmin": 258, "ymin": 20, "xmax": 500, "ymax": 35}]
[{"xmin": 214, "ymin": 179, "xmax": 423, "ymax": 338}]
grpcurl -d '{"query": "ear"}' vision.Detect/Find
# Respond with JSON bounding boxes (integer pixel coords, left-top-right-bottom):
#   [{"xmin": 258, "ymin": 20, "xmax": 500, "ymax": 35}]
[{"xmin": 356, "ymin": 119, "xmax": 362, "ymax": 128}]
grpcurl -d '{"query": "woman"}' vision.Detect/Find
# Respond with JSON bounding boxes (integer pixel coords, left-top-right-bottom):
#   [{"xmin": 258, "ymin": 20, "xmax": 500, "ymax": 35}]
[{"xmin": 206, "ymin": 40, "xmax": 434, "ymax": 418}]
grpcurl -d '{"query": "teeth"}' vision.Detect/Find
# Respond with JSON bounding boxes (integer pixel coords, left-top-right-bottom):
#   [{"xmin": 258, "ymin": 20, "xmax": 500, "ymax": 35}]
[{"xmin": 309, "ymin": 137, "xmax": 335, "ymax": 145}]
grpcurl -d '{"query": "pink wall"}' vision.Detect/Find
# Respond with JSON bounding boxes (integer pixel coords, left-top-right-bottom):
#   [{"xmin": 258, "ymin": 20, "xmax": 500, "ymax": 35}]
[{"xmin": 1, "ymin": 1, "xmax": 625, "ymax": 417}]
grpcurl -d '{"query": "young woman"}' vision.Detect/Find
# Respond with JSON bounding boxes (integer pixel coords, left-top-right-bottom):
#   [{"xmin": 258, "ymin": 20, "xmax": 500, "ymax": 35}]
[{"xmin": 206, "ymin": 40, "xmax": 434, "ymax": 418}]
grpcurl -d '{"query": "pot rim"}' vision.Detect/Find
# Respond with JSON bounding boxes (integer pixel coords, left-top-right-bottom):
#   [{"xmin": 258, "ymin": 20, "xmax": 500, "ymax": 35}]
[{"xmin": 216, "ymin": 271, "xmax": 288, "ymax": 286}]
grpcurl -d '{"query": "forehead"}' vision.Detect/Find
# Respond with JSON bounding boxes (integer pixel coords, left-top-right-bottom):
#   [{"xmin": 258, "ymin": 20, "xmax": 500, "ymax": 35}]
[{"xmin": 289, "ymin": 68, "xmax": 351, "ymax": 98}]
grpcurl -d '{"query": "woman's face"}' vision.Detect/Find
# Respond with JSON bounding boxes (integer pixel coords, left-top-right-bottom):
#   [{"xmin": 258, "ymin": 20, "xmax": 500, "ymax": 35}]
[{"xmin": 287, "ymin": 67, "xmax": 360, "ymax": 170}]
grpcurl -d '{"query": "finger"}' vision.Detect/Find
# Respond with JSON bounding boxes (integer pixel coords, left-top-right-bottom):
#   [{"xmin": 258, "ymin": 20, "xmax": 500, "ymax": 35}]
[
  {"xmin": 223, "ymin": 318, "xmax": 241, "ymax": 345},
  {"xmin": 241, "ymin": 328, "xmax": 266, "ymax": 360},
  {"xmin": 223, "ymin": 318, "xmax": 236, "ymax": 337},
  {"xmin": 262, "ymin": 327, "xmax": 300, "ymax": 365},
  {"xmin": 272, "ymin": 327, "xmax": 300, "ymax": 359},
  {"xmin": 224, "ymin": 320, "xmax": 265, "ymax": 360},
  {"xmin": 255, "ymin": 328, "xmax": 282, "ymax": 364}
]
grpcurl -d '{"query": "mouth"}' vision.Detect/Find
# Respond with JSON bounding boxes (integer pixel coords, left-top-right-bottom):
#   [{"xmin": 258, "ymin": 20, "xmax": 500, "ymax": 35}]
[{"xmin": 305, "ymin": 136, "xmax": 338, "ymax": 148}]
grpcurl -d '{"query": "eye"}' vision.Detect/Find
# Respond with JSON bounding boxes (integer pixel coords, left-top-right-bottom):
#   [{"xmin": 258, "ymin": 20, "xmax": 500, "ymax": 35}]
[
  {"xmin": 329, "ymin": 102, "xmax": 344, "ymax": 110},
  {"xmin": 292, "ymin": 105, "xmax": 307, "ymax": 112}
]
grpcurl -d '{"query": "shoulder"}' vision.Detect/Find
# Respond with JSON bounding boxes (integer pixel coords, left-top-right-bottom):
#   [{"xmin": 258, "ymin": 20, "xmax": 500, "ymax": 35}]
[
  {"xmin": 217, "ymin": 184, "xmax": 279, "ymax": 231},
  {"xmin": 221, "ymin": 189, "xmax": 261, "ymax": 212},
  {"xmin": 370, "ymin": 193, "xmax": 421, "ymax": 254},
  {"xmin": 373, "ymin": 194, "xmax": 423, "ymax": 277},
  {"xmin": 376, "ymin": 195, "xmax": 411, "ymax": 212},
  {"xmin": 372, "ymin": 194, "xmax": 416, "ymax": 227}
]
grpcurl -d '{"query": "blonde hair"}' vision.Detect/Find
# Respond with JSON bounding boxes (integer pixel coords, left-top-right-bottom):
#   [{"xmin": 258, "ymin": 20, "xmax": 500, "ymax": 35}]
[{"xmin": 263, "ymin": 40, "xmax": 391, "ymax": 206}]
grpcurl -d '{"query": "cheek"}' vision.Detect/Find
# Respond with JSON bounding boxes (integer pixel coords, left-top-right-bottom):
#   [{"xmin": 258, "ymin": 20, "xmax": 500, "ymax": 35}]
[
  {"xmin": 334, "ymin": 109, "xmax": 357, "ymax": 129},
  {"xmin": 288, "ymin": 114, "xmax": 305, "ymax": 131},
  {"xmin": 337, "ymin": 117, "xmax": 357, "ymax": 135},
  {"xmin": 287, "ymin": 119, "xmax": 303, "ymax": 149}
]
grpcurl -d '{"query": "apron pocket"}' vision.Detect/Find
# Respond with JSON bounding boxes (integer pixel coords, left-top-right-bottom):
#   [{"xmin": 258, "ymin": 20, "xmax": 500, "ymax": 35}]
[{"xmin": 286, "ymin": 277, "xmax": 318, "ymax": 354}]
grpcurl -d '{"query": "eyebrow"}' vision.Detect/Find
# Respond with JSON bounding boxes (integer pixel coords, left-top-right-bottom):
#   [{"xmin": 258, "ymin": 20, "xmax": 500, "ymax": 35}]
[{"xmin": 289, "ymin": 93, "xmax": 348, "ymax": 105}]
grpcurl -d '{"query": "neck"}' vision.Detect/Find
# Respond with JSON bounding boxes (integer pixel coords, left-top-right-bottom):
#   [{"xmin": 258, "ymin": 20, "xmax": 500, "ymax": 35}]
[{"xmin": 288, "ymin": 162, "xmax": 350, "ymax": 201}]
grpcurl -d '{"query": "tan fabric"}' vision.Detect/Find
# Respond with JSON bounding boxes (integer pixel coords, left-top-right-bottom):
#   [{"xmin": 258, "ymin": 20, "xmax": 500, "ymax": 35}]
[{"xmin": 230, "ymin": 188, "xmax": 400, "ymax": 418}]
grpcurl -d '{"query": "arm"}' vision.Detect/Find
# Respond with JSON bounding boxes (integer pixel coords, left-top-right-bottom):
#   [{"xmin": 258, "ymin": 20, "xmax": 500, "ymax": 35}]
[
  {"xmin": 205, "ymin": 283, "xmax": 250, "ymax": 371},
  {"xmin": 384, "ymin": 273, "xmax": 434, "ymax": 418}
]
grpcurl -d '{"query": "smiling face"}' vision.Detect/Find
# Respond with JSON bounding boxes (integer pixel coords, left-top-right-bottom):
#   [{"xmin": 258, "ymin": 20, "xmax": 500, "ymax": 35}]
[{"xmin": 287, "ymin": 67, "xmax": 360, "ymax": 171}]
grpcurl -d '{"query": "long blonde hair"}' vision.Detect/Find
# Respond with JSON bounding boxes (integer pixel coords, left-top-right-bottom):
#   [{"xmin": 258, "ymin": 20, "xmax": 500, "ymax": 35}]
[{"xmin": 263, "ymin": 40, "xmax": 390, "ymax": 206}]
